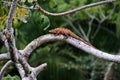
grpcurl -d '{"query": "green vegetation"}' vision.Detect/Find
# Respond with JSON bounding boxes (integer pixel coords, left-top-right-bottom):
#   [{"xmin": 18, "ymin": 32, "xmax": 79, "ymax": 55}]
[
  {"xmin": 2, "ymin": 75, "xmax": 20, "ymax": 80},
  {"xmin": 0, "ymin": 0, "xmax": 120, "ymax": 80}
]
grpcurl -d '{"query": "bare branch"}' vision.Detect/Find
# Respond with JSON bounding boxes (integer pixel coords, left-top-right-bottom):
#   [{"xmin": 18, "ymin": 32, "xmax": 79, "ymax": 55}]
[
  {"xmin": 103, "ymin": 62, "xmax": 115, "ymax": 80},
  {"xmin": 62, "ymin": 16, "xmax": 82, "ymax": 36},
  {"xmin": 0, "ymin": 53, "xmax": 10, "ymax": 60},
  {"xmin": 15, "ymin": 63, "xmax": 25, "ymax": 78},
  {"xmin": 20, "ymin": 63, "xmax": 47, "ymax": 80},
  {"xmin": 85, "ymin": 11, "xmax": 117, "ymax": 38},
  {"xmin": 87, "ymin": 17, "xmax": 94, "ymax": 38},
  {"xmin": 0, "ymin": 60, "xmax": 13, "ymax": 80},
  {"xmin": 23, "ymin": 34, "xmax": 120, "ymax": 63},
  {"xmin": 18, "ymin": 54, "xmax": 32, "ymax": 75},
  {"xmin": 2, "ymin": 0, "xmax": 12, "ymax": 7},
  {"xmin": 92, "ymin": 4, "xmax": 116, "ymax": 39},
  {"xmin": 104, "ymin": 50, "xmax": 120, "ymax": 80},
  {"xmin": 7, "ymin": 0, "xmax": 19, "ymax": 30},
  {"xmin": 34, "ymin": 63, "xmax": 47, "ymax": 75},
  {"xmin": 0, "ymin": 50, "xmax": 25, "ymax": 60},
  {"xmin": 35, "ymin": 0, "xmax": 116, "ymax": 16},
  {"xmin": 4, "ymin": 0, "xmax": 19, "ymax": 62},
  {"xmin": 77, "ymin": 23, "xmax": 89, "ymax": 41}
]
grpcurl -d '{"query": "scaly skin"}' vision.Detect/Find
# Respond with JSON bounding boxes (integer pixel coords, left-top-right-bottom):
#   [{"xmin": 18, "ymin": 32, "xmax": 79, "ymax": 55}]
[{"xmin": 49, "ymin": 27, "xmax": 94, "ymax": 47}]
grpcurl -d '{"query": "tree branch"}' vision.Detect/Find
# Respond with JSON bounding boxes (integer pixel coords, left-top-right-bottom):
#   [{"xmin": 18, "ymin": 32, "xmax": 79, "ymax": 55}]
[
  {"xmin": 35, "ymin": 0, "xmax": 116, "ymax": 16},
  {"xmin": 4, "ymin": 0, "xmax": 19, "ymax": 62},
  {"xmin": 15, "ymin": 63, "xmax": 26, "ymax": 78},
  {"xmin": 7, "ymin": 0, "xmax": 19, "ymax": 30},
  {"xmin": 0, "ymin": 53, "xmax": 10, "ymax": 60},
  {"xmin": 23, "ymin": 34, "xmax": 120, "ymax": 63},
  {"xmin": 33, "ymin": 63, "xmax": 47, "ymax": 75},
  {"xmin": 103, "ymin": 62, "xmax": 115, "ymax": 80},
  {"xmin": 62, "ymin": 16, "xmax": 82, "ymax": 37},
  {"xmin": 0, "ymin": 60, "xmax": 13, "ymax": 80},
  {"xmin": 18, "ymin": 53, "xmax": 32, "ymax": 75},
  {"xmin": 20, "ymin": 63, "xmax": 47, "ymax": 80}
]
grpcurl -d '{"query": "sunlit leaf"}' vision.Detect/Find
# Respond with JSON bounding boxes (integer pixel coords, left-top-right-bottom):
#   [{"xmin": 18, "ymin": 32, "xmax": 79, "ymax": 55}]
[
  {"xmin": 20, "ymin": 0, "xmax": 26, "ymax": 3},
  {"xmin": 13, "ymin": 18, "xmax": 20, "ymax": 28},
  {"xmin": 14, "ymin": 8, "xmax": 29, "ymax": 24},
  {"xmin": 27, "ymin": 0, "xmax": 33, "ymax": 3}
]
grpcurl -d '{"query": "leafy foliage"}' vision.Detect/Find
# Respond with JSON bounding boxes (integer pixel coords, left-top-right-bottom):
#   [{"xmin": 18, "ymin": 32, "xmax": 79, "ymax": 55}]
[
  {"xmin": 2, "ymin": 75, "xmax": 20, "ymax": 80},
  {"xmin": 0, "ymin": 1, "xmax": 29, "ymax": 30},
  {"xmin": 0, "ymin": 0, "xmax": 120, "ymax": 80}
]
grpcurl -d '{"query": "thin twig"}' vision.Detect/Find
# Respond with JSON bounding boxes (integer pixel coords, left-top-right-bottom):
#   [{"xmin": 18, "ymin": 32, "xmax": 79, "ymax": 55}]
[
  {"xmin": 87, "ymin": 17, "xmax": 94, "ymax": 38},
  {"xmin": 104, "ymin": 62, "xmax": 115, "ymax": 80},
  {"xmin": 92, "ymin": 5, "xmax": 116, "ymax": 39},
  {"xmin": 62, "ymin": 16, "xmax": 82, "ymax": 36},
  {"xmin": 2, "ymin": 0, "xmax": 12, "ymax": 7},
  {"xmin": 77, "ymin": 23, "xmax": 89, "ymax": 41},
  {"xmin": 34, "ymin": 63, "xmax": 47, "ymax": 75},
  {"xmin": 35, "ymin": 0, "xmax": 116, "ymax": 16},
  {"xmin": 0, "ymin": 60, "xmax": 13, "ymax": 80}
]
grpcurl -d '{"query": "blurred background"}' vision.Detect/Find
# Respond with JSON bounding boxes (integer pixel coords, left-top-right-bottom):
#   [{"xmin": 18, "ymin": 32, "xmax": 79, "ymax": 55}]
[{"xmin": 0, "ymin": 0, "xmax": 120, "ymax": 80}]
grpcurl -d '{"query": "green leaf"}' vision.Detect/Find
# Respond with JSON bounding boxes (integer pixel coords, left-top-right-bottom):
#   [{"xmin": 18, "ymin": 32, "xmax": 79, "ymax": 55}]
[
  {"xmin": 0, "ymin": 25, "xmax": 5, "ymax": 31},
  {"xmin": 20, "ymin": 0, "xmax": 26, "ymax": 3},
  {"xmin": 40, "ymin": 15, "xmax": 50, "ymax": 30},
  {"xmin": 13, "ymin": 19, "xmax": 20, "ymax": 28},
  {"xmin": 27, "ymin": 0, "xmax": 33, "ymax": 3},
  {"xmin": 49, "ymin": 0, "xmax": 58, "ymax": 8}
]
